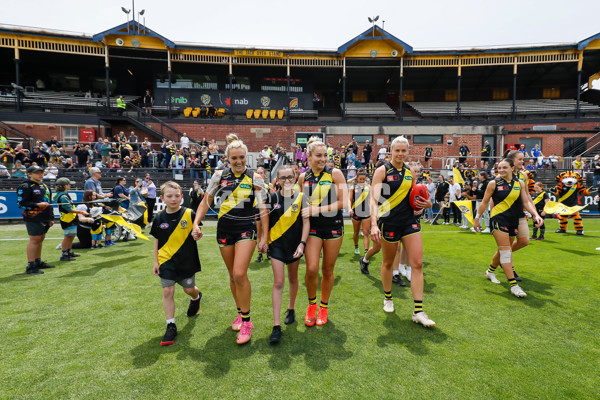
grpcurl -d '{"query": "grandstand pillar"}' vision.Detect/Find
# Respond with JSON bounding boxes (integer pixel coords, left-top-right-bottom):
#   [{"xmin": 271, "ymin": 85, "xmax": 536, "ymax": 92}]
[
  {"xmin": 168, "ymin": 50, "xmax": 172, "ymax": 120},
  {"xmin": 398, "ymin": 58, "xmax": 403, "ymax": 121},
  {"xmin": 104, "ymin": 46, "xmax": 110, "ymax": 115},
  {"xmin": 342, "ymin": 57, "xmax": 346, "ymax": 120},
  {"xmin": 14, "ymin": 54, "xmax": 21, "ymax": 113},
  {"xmin": 287, "ymin": 58, "xmax": 291, "ymax": 122},
  {"xmin": 512, "ymin": 59, "xmax": 518, "ymax": 120},
  {"xmin": 456, "ymin": 64, "xmax": 462, "ymax": 120},
  {"xmin": 576, "ymin": 51, "xmax": 583, "ymax": 119},
  {"xmin": 229, "ymin": 57, "xmax": 234, "ymax": 121}
]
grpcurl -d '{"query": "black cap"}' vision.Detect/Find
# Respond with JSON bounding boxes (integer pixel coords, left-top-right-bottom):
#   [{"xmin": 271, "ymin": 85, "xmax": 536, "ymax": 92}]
[{"xmin": 27, "ymin": 165, "xmax": 45, "ymax": 174}]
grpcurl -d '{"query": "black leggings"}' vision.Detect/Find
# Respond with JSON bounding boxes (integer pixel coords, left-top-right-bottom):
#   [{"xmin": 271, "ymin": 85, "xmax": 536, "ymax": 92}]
[
  {"xmin": 451, "ymin": 203, "xmax": 461, "ymax": 223},
  {"xmin": 442, "ymin": 208, "xmax": 451, "ymax": 223},
  {"xmin": 146, "ymin": 197, "xmax": 156, "ymax": 222},
  {"xmin": 71, "ymin": 226, "xmax": 92, "ymax": 249}
]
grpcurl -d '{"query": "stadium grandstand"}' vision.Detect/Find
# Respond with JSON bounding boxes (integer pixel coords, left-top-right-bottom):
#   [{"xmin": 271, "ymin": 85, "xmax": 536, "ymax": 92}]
[{"xmin": 1, "ymin": 18, "xmax": 600, "ymax": 189}]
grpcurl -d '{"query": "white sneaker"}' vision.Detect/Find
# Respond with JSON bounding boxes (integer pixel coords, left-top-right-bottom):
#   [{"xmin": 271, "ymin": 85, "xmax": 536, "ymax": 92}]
[
  {"xmin": 470, "ymin": 227, "xmax": 476, "ymax": 232},
  {"xmin": 485, "ymin": 270, "xmax": 501, "ymax": 284},
  {"xmin": 405, "ymin": 266, "xmax": 412, "ymax": 282},
  {"xmin": 460, "ymin": 225, "xmax": 468, "ymax": 229},
  {"xmin": 481, "ymin": 228, "xmax": 490, "ymax": 233},
  {"xmin": 359, "ymin": 231, "xmax": 364, "ymax": 237},
  {"xmin": 412, "ymin": 312, "xmax": 435, "ymax": 327},
  {"xmin": 56, "ymin": 243, "xmax": 62, "ymax": 250},
  {"xmin": 510, "ymin": 285, "xmax": 527, "ymax": 298},
  {"xmin": 399, "ymin": 265, "xmax": 407, "ymax": 277},
  {"xmin": 597, "ymin": 247, "xmax": 600, "ymax": 251},
  {"xmin": 383, "ymin": 299, "xmax": 394, "ymax": 313},
  {"xmin": 354, "ymin": 248, "xmax": 360, "ymax": 255}
]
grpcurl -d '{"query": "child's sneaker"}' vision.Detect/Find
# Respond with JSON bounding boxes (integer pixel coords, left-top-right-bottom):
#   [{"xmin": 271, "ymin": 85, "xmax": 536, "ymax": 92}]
[
  {"xmin": 236, "ymin": 320, "xmax": 254, "ymax": 344},
  {"xmin": 160, "ymin": 323, "xmax": 177, "ymax": 346},
  {"xmin": 510, "ymin": 285, "xmax": 527, "ymax": 298},
  {"xmin": 187, "ymin": 292, "xmax": 202, "ymax": 317},
  {"xmin": 232, "ymin": 313, "xmax": 242, "ymax": 331}
]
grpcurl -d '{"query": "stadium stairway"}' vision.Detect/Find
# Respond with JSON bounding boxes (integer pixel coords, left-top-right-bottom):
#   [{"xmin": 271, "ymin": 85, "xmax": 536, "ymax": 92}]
[
  {"xmin": 0, "ymin": 120, "xmax": 36, "ymax": 143},
  {"xmin": 99, "ymin": 103, "xmax": 185, "ymax": 143}
]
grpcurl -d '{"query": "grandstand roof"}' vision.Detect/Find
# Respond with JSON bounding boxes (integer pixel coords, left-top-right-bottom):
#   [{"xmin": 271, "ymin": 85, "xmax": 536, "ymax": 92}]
[{"xmin": 2, "ymin": 22, "xmax": 600, "ymax": 56}]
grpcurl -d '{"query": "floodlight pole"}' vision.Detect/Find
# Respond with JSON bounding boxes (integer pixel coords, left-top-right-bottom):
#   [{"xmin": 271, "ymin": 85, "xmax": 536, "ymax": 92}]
[
  {"xmin": 576, "ymin": 52, "xmax": 583, "ymax": 119},
  {"xmin": 511, "ymin": 57, "xmax": 517, "ymax": 120},
  {"xmin": 167, "ymin": 49, "xmax": 172, "ymax": 120},
  {"xmin": 398, "ymin": 57, "xmax": 403, "ymax": 121},
  {"xmin": 105, "ymin": 45, "xmax": 111, "ymax": 115},
  {"xmin": 342, "ymin": 58, "xmax": 346, "ymax": 121}
]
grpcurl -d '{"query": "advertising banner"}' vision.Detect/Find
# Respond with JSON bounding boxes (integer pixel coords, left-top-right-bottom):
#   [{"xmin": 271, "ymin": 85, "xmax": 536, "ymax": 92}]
[{"xmin": 153, "ymin": 88, "xmax": 313, "ymax": 114}]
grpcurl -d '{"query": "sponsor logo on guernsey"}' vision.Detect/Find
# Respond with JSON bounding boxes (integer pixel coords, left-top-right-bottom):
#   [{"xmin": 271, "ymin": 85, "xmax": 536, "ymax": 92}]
[
  {"xmin": 160, "ymin": 223, "xmax": 169, "ymax": 229},
  {"xmin": 240, "ymin": 183, "xmax": 252, "ymax": 189},
  {"xmin": 33, "ymin": 189, "xmax": 41, "ymax": 194},
  {"xmin": 319, "ymin": 180, "xmax": 331, "ymax": 186},
  {"xmin": 405, "ymin": 176, "xmax": 412, "ymax": 181},
  {"xmin": 412, "ymin": 224, "xmax": 419, "ymax": 229},
  {"xmin": 273, "ymin": 203, "xmax": 281, "ymax": 210},
  {"xmin": 241, "ymin": 232, "xmax": 249, "ymax": 238}
]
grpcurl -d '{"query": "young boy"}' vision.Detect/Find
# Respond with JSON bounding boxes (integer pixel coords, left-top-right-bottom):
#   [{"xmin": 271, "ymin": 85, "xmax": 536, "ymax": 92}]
[
  {"xmin": 150, "ymin": 181, "xmax": 202, "ymax": 346},
  {"xmin": 530, "ymin": 182, "xmax": 549, "ymax": 240}
]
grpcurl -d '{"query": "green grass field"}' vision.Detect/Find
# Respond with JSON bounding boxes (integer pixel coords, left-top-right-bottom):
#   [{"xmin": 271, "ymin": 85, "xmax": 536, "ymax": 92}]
[{"xmin": 1, "ymin": 218, "xmax": 599, "ymax": 400}]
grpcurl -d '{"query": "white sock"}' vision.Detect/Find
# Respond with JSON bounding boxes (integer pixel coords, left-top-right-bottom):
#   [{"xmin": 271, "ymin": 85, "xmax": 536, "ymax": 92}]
[
  {"xmin": 393, "ymin": 270, "xmax": 399, "ymax": 276},
  {"xmin": 166, "ymin": 318, "xmax": 175, "ymax": 325},
  {"xmin": 191, "ymin": 294, "xmax": 200, "ymax": 301},
  {"xmin": 399, "ymin": 263, "xmax": 405, "ymax": 269}
]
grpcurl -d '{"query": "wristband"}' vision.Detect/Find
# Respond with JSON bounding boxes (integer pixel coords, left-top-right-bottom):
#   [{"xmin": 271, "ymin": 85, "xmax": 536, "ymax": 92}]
[
  {"xmin": 475, "ymin": 214, "xmax": 482, "ymax": 220},
  {"xmin": 299, "ymin": 241, "xmax": 306, "ymax": 246}
]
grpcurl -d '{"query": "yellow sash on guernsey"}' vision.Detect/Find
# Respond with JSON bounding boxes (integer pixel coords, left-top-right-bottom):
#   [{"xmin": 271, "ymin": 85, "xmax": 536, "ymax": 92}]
[
  {"xmin": 352, "ymin": 186, "xmax": 369, "ymax": 210},
  {"xmin": 60, "ymin": 212, "xmax": 77, "ymax": 224},
  {"xmin": 269, "ymin": 192, "xmax": 303, "ymax": 244},
  {"xmin": 309, "ymin": 171, "xmax": 333, "ymax": 206},
  {"xmin": 491, "ymin": 180, "xmax": 521, "ymax": 218},
  {"xmin": 158, "ymin": 209, "xmax": 193, "ymax": 266},
  {"xmin": 218, "ymin": 175, "xmax": 253, "ymax": 218},
  {"xmin": 378, "ymin": 169, "xmax": 412, "ymax": 217},
  {"xmin": 533, "ymin": 192, "xmax": 546, "ymax": 205},
  {"xmin": 558, "ymin": 186, "xmax": 576, "ymax": 203}
]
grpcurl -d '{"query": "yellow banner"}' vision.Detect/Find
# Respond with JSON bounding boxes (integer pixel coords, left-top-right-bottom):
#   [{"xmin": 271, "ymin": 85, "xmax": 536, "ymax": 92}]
[
  {"xmin": 453, "ymin": 168, "xmax": 465, "ymax": 184},
  {"xmin": 453, "ymin": 200, "xmax": 474, "ymax": 225},
  {"xmin": 543, "ymin": 201, "xmax": 587, "ymax": 216},
  {"xmin": 101, "ymin": 214, "xmax": 149, "ymax": 240}
]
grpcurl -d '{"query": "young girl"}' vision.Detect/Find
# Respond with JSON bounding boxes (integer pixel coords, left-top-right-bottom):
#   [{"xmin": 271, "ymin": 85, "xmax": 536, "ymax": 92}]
[
  {"xmin": 530, "ymin": 182, "xmax": 549, "ymax": 240},
  {"xmin": 349, "ymin": 168, "xmax": 371, "ymax": 257},
  {"xmin": 474, "ymin": 158, "xmax": 542, "ymax": 297},
  {"xmin": 298, "ymin": 136, "xmax": 348, "ymax": 326},
  {"xmin": 267, "ymin": 165, "xmax": 310, "ymax": 343},
  {"xmin": 192, "ymin": 134, "xmax": 268, "ymax": 344},
  {"xmin": 370, "ymin": 136, "xmax": 434, "ymax": 327},
  {"xmin": 440, "ymin": 194, "xmax": 451, "ymax": 224}
]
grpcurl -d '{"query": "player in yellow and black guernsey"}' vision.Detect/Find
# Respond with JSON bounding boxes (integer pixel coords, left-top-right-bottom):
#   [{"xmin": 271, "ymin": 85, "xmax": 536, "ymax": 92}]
[
  {"xmin": 151, "ymin": 181, "xmax": 202, "ymax": 346},
  {"xmin": 192, "ymin": 134, "xmax": 268, "ymax": 345},
  {"xmin": 297, "ymin": 136, "xmax": 348, "ymax": 328},
  {"xmin": 267, "ymin": 165, "xmax": 310, "ymax": 343},
  {"xmin": 370, "ymin": 136, "xmax": 435, "ymax": 327},
  {"xmin": 474, "ymin": 158, "xmax": 542, "ymax": 299}
]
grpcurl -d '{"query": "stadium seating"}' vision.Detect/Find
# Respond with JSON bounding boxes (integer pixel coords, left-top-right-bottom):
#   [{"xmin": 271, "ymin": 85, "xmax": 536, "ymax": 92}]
[
  {"xmin": 407, "ymin": 99, "xmax": 600, "ymax": 119},
  {"xmin": 183, "ymin": 107, "xmax": 193, "ymax": 117},
  {"xmin": 246, "ymin": 109, "xmax": 253, "ymax": 119},
  {"xmin": 217, "ymin": 108, "xmax": 225, "ymax": 118},
  {"xmin": 277, "ymin": 110, "xmax": 284, "ymax": 119},
  {"xmin": 342, "ymin": 102, "xmax": 396, "ymax": 118},
  {"xmin": 191, "ymin": 107, "xmax": 200, "ymax": 118},
  {"xmin": 253, "ymin": 109, "xmax": 261, "ymax": 119},
  {"xmin": 269, "ymin": 110, "xmax": 276, "ymax": 119},
  {"xmin": 261, "ymin": 110, "xmax": 268, "ymax": 119}
]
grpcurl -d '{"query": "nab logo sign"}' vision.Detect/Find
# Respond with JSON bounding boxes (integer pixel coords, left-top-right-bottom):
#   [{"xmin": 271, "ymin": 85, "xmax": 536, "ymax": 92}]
[{"xmin": 234, "ymin": 98, "xmax": 249, "ymax": 105}]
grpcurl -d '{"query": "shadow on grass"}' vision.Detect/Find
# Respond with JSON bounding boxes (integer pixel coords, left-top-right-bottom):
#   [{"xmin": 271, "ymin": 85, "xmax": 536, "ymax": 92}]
[
  {"xmin": 376, "ymin": 313, "xmax": 448, "ymax": 355},
  {"xmin": 59, "ymin": 255, "xmax": 140, "ymax": 278},
  {"xmin": 365, "ymin": 273, "xmax": 410, "ymax": 300},
  {"xmin": 0, "ymin": 272, "xmax": 40, "ymax": 284},
  {"xmin": 262, "ymin": 320, "xmax": 353, "ymax": 371},
  {"xmin": 483, "ymin": 278, "xmax": 560, "ymax": 309},
  {"xmin": 130, "ymin": 316, "xmax": 198, "ymax": 369},
  {"xmin": 556, "ymin": 248, "xmax": 598, "ymax": 257}
]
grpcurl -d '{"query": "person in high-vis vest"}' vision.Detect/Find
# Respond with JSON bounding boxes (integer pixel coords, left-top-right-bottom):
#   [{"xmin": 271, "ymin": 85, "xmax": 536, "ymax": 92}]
[
  {"xmin": 116, "ymin": 95, "xmax": 126, "ymax": 116},
  {"xmin": 169, "ymin": 148, "xmax": 186, "ymax": 179},
  {"xmin": 54, "ymin": 177, "xmax": 94, "ymax": 262}
]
